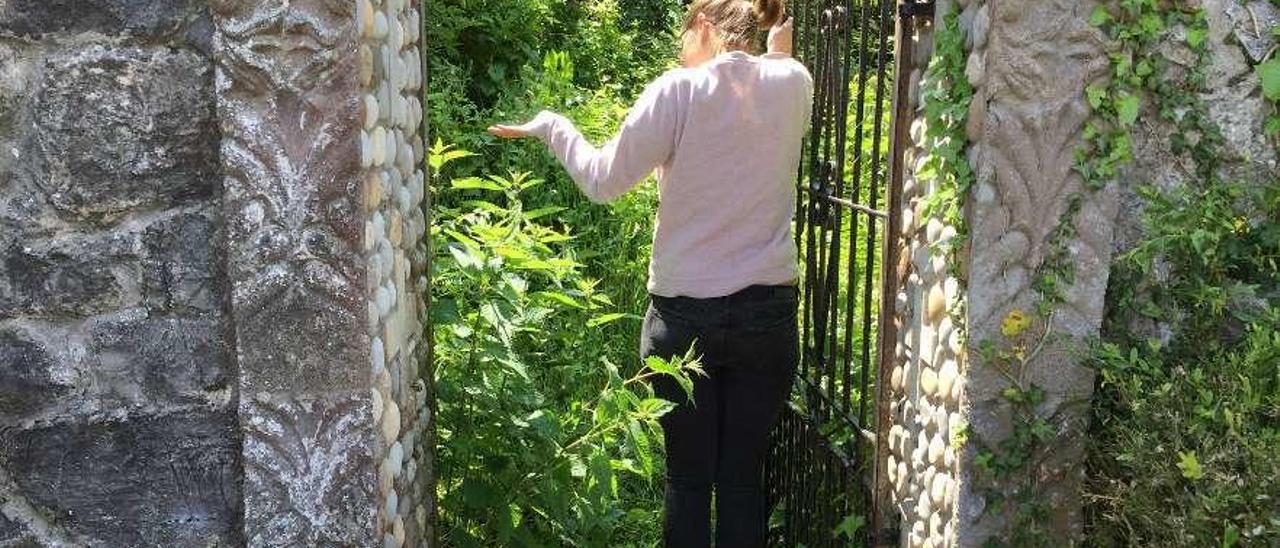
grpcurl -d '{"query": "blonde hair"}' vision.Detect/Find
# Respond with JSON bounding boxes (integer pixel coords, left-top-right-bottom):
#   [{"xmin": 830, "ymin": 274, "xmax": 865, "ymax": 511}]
[{"xmin": 682, "ymin": 0, "xmax": 786, "ymax": 53}]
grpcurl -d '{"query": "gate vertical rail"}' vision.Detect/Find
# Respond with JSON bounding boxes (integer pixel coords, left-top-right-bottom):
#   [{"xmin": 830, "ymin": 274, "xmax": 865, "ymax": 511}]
[{"xmin": 764, "ymin": 0, "xmax": 930, "ymax": 546}]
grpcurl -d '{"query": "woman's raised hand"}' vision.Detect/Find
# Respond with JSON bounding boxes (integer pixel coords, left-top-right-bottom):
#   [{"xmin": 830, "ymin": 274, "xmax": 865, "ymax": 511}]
[
  {"xmin": 767, "ymin": 17, "xmax": 793, "ymax": 56},
  {"xmin": 488, "ymin": 112, "xmax": 552, "ymax": 139},
  {"xmin": 487, "ymin": 121, "xmax": 537, "ymax": 139}
]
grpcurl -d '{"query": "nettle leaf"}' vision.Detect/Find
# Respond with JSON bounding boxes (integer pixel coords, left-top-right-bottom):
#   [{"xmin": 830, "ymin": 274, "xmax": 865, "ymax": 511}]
[
  {"xmin": 586, "ymin": 312, "xmax": 633, "ymax": 327},
  {"xmin": 452, "ymin": 176, "xmax": 505, "ymax": 191},
  {"xmin": 627, "ymin": 420, "xmax": 654, "ymax": 476},
  {"xmin": 1257, "ymin": 58, "xmax": 1280, "ymax": 102},
  {"xmin": 1265, "ymin": 116, "xmax": 1280, "ymax": 137},
  {"xmin": 525, "ymin": 206, "xmax": 567, "ymax": 220},
  {"xmin": 448, "ymin": 244, "xmax": 484, "ymax": 270},
  {"xmin": 833, "ymin": 514, "xmax": 866, "ymax": 539},
  {"xmin": 535, "ymin": 290, "xmax": 585, "ymax": 309}
]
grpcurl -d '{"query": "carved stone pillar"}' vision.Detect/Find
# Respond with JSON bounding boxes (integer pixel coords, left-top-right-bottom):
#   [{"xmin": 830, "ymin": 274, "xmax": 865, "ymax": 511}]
[
  {"xmin": 959, "ymin": 1, "xmax": 1115, "ymax": 544},
  {"xmin": 887, "ymin": 0, "xmax": 1114, "ymax": 546},
  {"xmin": 210, "ymin": 0, "xmax": 430, "ymax": 545}
]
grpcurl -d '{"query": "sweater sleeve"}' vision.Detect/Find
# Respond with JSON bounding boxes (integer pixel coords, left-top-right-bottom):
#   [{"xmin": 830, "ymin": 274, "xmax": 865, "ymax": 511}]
[{"xmin": 530, "ymin": 75, "xmax": 681, "ymax": 204}]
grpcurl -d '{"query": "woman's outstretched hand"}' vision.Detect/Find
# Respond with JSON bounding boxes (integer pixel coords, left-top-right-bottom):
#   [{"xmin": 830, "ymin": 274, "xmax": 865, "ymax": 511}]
[
  {"xmin": 488, "ymin": 112, "xmax": 550, "ymax": 139},
  {"xmin": 767, "ymin": 17, "xmax": 793, "ymax": 56},
  {"xmin": 488, "ymin": 122, "xmax": 537, "ymax": 139}
]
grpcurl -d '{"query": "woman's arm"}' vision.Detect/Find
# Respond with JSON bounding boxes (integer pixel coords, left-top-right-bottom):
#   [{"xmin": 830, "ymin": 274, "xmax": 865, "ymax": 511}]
[{"xmin": 489, "ymin": 76, "xmax": 681, "ymax": 204}]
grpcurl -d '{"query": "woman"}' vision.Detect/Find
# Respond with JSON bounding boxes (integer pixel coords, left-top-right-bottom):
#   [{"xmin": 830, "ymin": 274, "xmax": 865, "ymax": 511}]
[{"xmin": 489, "ymin": 1, "xmax": 812, "ymax": 545}]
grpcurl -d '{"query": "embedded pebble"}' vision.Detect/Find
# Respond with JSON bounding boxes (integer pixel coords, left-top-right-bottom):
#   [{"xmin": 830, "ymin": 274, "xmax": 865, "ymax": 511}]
[
  {"xmin": 371, "ymin": 337, "xmax": 386, "ymax": 372},
  {"xmin": 929, "ymin": 434, "xmax": 945, "ymax": 465},
  {"xmin": 388, "ymin": 442, "xmax": 404, "ymax": 477},
  {"xmin": 920, "ymin": 366, "xmax": 938, "ymax": 396},
  {"xmin": 361, "ymin": 131, "xmax": 373, "ymax": 168},
  {"xmin": 372, "ymin": 127, "xmax": 387, "ymax": 166},
  {"xmin": 937, "ymin": 359, "xmax": 958, "ymax": 399},
  {"xmin": 972, "ymin": 4, "xmax": 991, "ymax": 49},
  {"xmin": 931, "ymin": 474, "xmax": 948, "ymax": 506},
  {"xmin": 379, "ymin": 462, "xmax": 394, "ymax": 496},
  {"xmin": 372, "ymin": 388, "xmax": 384, "ymax": 424},
  {"xmin": 385, "ymin": 488, "xmax": 398, "ymax": 519},
  {"xmin": 382, "ymin": 400, "xmax": 401, "ymax": 445},
  {"xmin": 926, "ymin": 285, "xmax": 946, "ymax": 322},
  {"xmin": 965, "ymin": 51, "xmax": 985, "ymax": 87}
]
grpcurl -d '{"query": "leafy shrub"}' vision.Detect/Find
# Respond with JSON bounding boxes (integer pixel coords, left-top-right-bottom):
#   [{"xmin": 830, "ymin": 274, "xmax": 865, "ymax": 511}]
[
  {"xmin": 1087, "ymin": 180, "xmax": 1280, "ymax": 546},
  {"xmin": 430, "ymin": 145, "xmax": 702, "ymax": 546}
]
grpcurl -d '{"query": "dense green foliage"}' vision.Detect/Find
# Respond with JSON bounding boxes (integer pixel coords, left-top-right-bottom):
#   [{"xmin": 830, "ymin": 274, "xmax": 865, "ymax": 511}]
[
  {"xmin": 1084, "ymin": 2, "xmax": 1280, "ymax": 546},
  {"xmin": 1088, "ymin": 182, "xmax": 1280, "ymax": 547},
  {"xmin": 425, "ymin": 1, "xmax": 687, "ymax": 545}
]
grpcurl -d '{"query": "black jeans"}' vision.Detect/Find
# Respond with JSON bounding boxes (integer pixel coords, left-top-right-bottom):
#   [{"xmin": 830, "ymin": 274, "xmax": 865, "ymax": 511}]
[{"xmin": 640, "ymin": 284, "xmax": 800, "ymax": 548}]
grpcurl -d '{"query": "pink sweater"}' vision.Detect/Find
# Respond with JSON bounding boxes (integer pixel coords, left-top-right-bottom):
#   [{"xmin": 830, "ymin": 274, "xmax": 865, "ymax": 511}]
[{"xmin": 530, "ymin": 50, "xmax": 814, "ymax": 298}]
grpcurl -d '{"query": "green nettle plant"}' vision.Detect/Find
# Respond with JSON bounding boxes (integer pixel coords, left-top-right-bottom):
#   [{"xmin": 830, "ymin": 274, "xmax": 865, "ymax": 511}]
[{"xmin": 429, "ymin": 144, "xmax": 702, "ymax": 547}]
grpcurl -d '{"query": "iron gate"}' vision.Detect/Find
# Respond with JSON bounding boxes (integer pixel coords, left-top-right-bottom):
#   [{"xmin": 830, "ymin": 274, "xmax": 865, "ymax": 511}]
[{"xmin": 764, "ymin": 1, "xmax": 930, "ymax": 546}]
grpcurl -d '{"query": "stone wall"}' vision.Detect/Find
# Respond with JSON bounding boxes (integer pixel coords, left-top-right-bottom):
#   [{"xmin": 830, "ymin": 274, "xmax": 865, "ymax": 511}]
[
  {"xmin": 0, "ymin": 1, "xmax": 433, "ymax": 546},
  {"xmin": 884, "ymin": 6, "xmax": 963, "ymax": 547},
  {"xmin": 0, "ymin": 2, "xmax": 241, "ymax": 545},
  {"xmin": 1114, "ymin": 0, "xmax": 1277, "ymax": 260},
  {"xmin": 357, "ymin": 0, "xmax": 433, "ymax": 544}
]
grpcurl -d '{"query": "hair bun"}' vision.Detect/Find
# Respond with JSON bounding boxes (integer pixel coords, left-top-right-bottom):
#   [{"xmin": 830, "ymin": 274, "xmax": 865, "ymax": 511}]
[{"xmin": 753, "ymin": 0, "xmax": 785, "ymax": 29}]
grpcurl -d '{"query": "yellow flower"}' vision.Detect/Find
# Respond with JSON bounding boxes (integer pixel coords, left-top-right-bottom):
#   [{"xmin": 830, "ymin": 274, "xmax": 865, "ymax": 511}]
[{"xmin": 1001, "ymin": 309, "xmax": 1032, "ymax": 337}]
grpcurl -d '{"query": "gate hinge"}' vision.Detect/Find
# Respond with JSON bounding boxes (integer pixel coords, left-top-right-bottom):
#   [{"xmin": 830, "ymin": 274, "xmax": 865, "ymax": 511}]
[{"xmin": 899, "ymin": 0, "xmax": 935, "ymax": 18}]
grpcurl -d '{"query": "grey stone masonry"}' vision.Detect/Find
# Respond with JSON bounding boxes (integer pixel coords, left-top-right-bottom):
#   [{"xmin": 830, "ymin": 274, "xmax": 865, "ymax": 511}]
[
  {"xmin": 0, "ymin": 2, "xmax": 240, "ymax": 547},
  {"xmin": 0, "ymin": 0, "xmax": 433, "ymax": 546}
]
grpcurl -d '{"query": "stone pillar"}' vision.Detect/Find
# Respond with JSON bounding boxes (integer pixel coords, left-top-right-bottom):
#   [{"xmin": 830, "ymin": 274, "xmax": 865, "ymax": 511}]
[
  {"xmin": 960, "ymin": 0, "xmax": 1115, "ymax": 543},
  {"xmin": 211, "ymin": 0, "xmax": 431, "ymax": 546},
  {"xmin": 885, "ymin": 0, "xmax": 1114, "ymax": 546}
]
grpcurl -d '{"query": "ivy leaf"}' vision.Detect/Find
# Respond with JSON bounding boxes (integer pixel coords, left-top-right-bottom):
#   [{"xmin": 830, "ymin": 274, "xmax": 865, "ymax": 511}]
[
  {"xmin": 1185, "ymin": 26, "xmax": 1207, "ymax": 49},
  {"xmin": 1135, "ymin": 60, "xmax": 1154, "ymax": 77},
  {"xmin": 1116, "ymin": 93, "xmax": 1140, "ymax": 127},
  {"xmin": 1089, "ymin": 6, "xmax": 1112, "ymax": 27},
  {"xmin": 1265, "ymin": 116, "xmax": 1280, "ymax": 137},
  {"xmin": 1177, "ymin": 450, "xmax": 1205, "ymax": 480},
  {"xmin": 1257, "ymin": 58, "xmax": 1280, "ymax": 101},
  {"xmin": 1223, "ymin": 524, "xmax": 1240, "ymax": 548},
  {"xmin": 1085, "ymin": 85, "xmax": 1107, "ymax": 110}
]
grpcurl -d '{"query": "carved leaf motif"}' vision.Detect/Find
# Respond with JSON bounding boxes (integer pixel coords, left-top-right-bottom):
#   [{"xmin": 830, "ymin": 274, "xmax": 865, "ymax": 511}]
[
  {"xmin": 969, "ymin": 0, "xmax": 1109, "ymax": 329},
  {"xmin": 219, "ymin": 90, "xmax": 362, "ymax": 325},
  {"xmin": 242, "ymin": 395, "xmax": 375, "ymax": 546}
]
